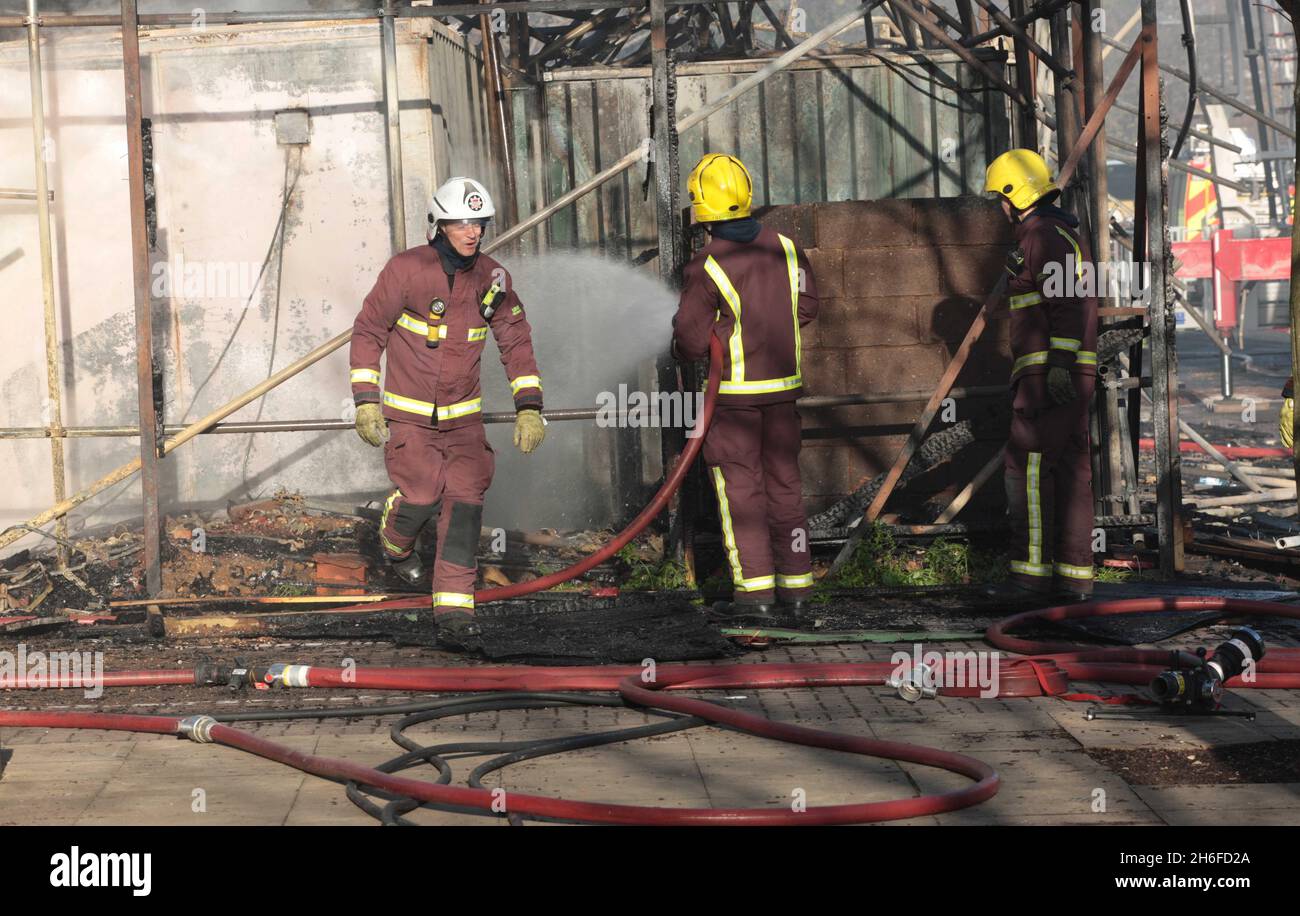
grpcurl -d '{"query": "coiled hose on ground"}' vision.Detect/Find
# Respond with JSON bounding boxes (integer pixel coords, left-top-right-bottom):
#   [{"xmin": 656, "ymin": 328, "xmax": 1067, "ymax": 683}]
[
  {"xmin": 4, "ymin": 598, "xmax": 1300, "ymax": 824},
  {"xmin": 5, "ymin": 342, "xmax": 1300, "ymax": 823}
]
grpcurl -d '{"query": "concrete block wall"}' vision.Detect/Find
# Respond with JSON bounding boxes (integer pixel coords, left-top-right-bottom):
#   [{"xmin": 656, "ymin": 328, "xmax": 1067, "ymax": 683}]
[{"xmin": 754, "ymin": 197, "xmax": 1016, "ymax": 518}]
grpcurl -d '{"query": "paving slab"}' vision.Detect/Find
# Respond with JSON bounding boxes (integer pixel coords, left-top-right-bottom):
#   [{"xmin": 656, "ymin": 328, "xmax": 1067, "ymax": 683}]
[
  {"xmin": 1133, "ymin": 782, "xmax": 1300, "ymax": 816},
  {"xmin": 3, "ymin": 635, "xmax": 1299, "ymax": 826},
  {"xmin": 898, "ymin": 748, "xmax": 1157, "ymax": 824}
]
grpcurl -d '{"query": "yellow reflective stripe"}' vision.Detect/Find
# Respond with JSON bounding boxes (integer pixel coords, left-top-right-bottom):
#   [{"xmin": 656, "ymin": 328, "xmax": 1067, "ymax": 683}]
[
  {"xmin": 710, "ymin": 467, "xmax": 744, "ymax": 585},
  {"xmin": 1049, "ymin": 337, "xmax": 1081, "ymax": 352},
  {"xmin": 1010, "ymin": 292, "xmax": 1043, "ymax": 309},
  {"xmin": 778, "ymin": 233, "xmax": 802, "ymax": 380},
  {"xmin": 351, "ymin": 368, "xmax": 380, "ymax": 385},
  {"xmin": 1054, "ymin": 562, "xmax": 1094, "ymax": 580},
  {"xmin": 436, "ymin": 398, "xmax": 483, "ymax": 421},
  {"xmin": 397, "ymin": 313, "xmax": 427, "ymax": 336},
  {"xmin": 703, "ymin": 255, "xmax": 745, "ymax": 382},
  {"xmin": 1010, "ymin": 560, "xmax": 1052, "ymax": 577},
  {"xmin": 468, "ymin": 327, "xmax": 488, "ymax": 342},
  {"xmin": 1055, "ymin": 226, "xmax": 1084, "ymax": 280},
  {"xmin": 736, "ymin": 575, "xmax": 777, "ymax": 593},
  {"xmin": 382, "ymin": 392, "xmax": 483, "ymax": 421},
  {"xmin": 1027, "ymin": 451, "xmax": 1043, "ymax": 566},
  {"xmin": 777, "ymin": 572, "xmax": 814, "ymax": 589},
  {"xmin": 1012, "ymin": 351, "xmax": 1050, "ymax": 374},
  {"xmin": 1076, "ymin": 350, "xmax": 1097, "ymax": 365},
  {"xmin": 379, "ymin": 489, "xmax": 406, "ymax": 556},
  {"xmin": 510, "ymin": 375, "xmax": 542, "ymax": 394},
  {"xmin": 397, "ymin": 313, "xmax": 449, "ymax": 340},
  {"xmin": 383, "ymin": 391, "xmax": 434, "ymax": 417},
  {"xmin": 432, "ymin": 592, "xmax": 475, "ymax": 609},
  {"xmin": 719, "ymin": 374, "xmax": 802, "ymax": 395}
]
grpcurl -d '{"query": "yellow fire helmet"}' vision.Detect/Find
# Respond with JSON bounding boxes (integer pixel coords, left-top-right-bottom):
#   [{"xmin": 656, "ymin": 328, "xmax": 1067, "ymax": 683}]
[
  {"xmin": 985, "ymin": 149, "xmax": 1058, "ymax": 211},
  {"xmin": 688, "ymin": 153, "xmax": 754, "ymax": 222}
]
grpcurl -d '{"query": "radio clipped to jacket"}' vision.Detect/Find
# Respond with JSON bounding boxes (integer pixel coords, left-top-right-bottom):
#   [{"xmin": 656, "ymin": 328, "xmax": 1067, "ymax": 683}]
[{"xmin": 479, "ymin": 280, "xmax": 504, "ymax": 322}]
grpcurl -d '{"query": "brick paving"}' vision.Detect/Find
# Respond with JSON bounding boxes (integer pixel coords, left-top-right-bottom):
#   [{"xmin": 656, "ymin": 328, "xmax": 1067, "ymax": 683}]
[{"xmin": 3, "ymin": 635, "xmax": 1299, "ymax": 825}]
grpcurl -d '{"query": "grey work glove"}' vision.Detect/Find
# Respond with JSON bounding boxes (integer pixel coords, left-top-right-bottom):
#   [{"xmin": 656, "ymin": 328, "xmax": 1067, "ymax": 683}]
[
  {"xmin": 1047, "ymin": 366, "xmax": 1076, "ymax": 406},
  {"xmin": 354, "ymin": 402, "xmax": 388, "ymax": 448}
]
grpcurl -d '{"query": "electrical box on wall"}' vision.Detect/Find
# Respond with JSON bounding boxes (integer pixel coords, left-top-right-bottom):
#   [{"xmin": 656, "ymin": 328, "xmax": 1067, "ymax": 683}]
[{"xmin": 274, "ymin": 109, "xmax": 310, "ymax": 146}]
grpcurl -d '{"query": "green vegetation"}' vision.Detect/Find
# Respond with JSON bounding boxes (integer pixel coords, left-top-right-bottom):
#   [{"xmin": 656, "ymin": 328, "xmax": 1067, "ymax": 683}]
[
  {"xmin": 815, "ymin": 523, "xmax": 1005, "ymax": 598},
  {"xmin": 1094, "ymin": 565, "xmax": 1134, "ymax": 583},
  {"xmin": 616, "ymin": 544, "xmax": 689, "ymax": 590},
  {"xmin": 271, "ymin": 582, "xmax": 312, "ymax": 597}
]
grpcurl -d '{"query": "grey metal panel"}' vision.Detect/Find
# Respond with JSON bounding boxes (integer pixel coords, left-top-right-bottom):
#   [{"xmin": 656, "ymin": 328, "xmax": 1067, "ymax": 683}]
[
  {"xmin": 793, "ymin": 68, "xmax": 824, "ymax": 204},
  {"xmin": 935, "ymin": 60, "xmax": 964, "ymax": 197},
  {"xmin": 735, "ymin": 71, "xmax": 766, "ymax": 205},
  {"xmin": 522, "ymin": 52, "xmax": 1011, "ymax": 253},
  {"xmin": 674, "ymin": 75, "xmax": 708, "ymax": 208},
  {"xmin": 427, "ymin": 23, "xmax": 491, "ymax": 185},
  {"xmin": 595, "ymin": 77, "xmax": 631, "ymax": 258},
  {"xmin": 821, "ymin": 67, "xmax": 854, "ymax": 203},
  {"xmin": 545, "ymin": 81, "xmax": 576, "ymax": 248},
  {"xmin": 569, "ymin": 80, "xmax": 602, "ymax": 249}
]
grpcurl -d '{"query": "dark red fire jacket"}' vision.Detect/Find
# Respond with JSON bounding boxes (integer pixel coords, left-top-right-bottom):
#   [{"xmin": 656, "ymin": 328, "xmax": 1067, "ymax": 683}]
[
  {"xmin": 350, "ymin": 246, "xmax": 542, "ymax": 430},
  {"xmin": 1006, "ymin": 204, "xmax": 1099, "ymax": 386},
  {"xmin": 672, "ymin": 225, "xmax": 819, "ymax": 407}
]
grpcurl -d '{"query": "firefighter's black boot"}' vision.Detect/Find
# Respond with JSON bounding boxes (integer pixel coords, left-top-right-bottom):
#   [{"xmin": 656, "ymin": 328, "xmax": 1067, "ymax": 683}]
[
  {"xmin": 389, "ymin": 552, "xmax": 425, "ymax": 586},
  {"xmin": 436, "ymin": 611, "xmax": 482, "ymax": 651},
  {"xmin": 776, "ymin": 598, "xmax": 814, "ymax": 626},
  {"xmin": 711, "ymin": 600, "xmax": 791, "ymax": 626},
  {"xmin": 982, "ymin": 580, "xmax": 1052, "ymax": 607}
]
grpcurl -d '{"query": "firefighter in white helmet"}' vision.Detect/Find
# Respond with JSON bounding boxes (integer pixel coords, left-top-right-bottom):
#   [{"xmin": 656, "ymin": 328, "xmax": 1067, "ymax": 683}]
[{"xmin": 349, "ymin": 177, "xmax": 545, "ymax": 648}]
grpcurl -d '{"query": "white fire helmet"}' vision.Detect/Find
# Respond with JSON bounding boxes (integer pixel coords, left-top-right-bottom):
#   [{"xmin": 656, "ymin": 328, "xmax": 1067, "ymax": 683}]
[{"xmin": 429, "ymin": 177, "xmax": 496, "ymax": 225}]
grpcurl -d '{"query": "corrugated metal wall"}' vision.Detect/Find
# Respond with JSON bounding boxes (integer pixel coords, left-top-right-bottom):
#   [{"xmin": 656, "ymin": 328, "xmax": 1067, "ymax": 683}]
[
  {"xmin": 507, "ymin": 50, "xmax": 1012, "ymax": 261},
  {"xmin": 426, "ymin": 20, "xmax": 492, "ymax": 187}
]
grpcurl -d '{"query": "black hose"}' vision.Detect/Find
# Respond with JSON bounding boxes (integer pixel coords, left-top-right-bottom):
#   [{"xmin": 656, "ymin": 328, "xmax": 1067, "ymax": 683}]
[
  {"xmin": 331, "ymin": 692, "xmax": 711, "ymax": 826},
  {"xmin": 1171, "ymin": 0, "xmax": 1197, "ymax": 161}
]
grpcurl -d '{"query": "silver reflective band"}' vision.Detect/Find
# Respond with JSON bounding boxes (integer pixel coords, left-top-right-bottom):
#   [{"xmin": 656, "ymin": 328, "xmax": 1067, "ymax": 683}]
[
  {"xmin": 266, "ymin": 663, "xmax": 312, "ymax": 688},
  {"xmin": 178, "ymin": 715, "xmax": 218, "ymax": 743}
]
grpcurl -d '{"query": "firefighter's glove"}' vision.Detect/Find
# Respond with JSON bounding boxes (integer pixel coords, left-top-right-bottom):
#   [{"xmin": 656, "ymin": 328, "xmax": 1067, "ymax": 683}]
[
  {"xmin": 514, "ymin": 409, "xmax": 546, "ymax": 455},
  {"xmin": 1047, "ymin": 367, "xmax": 1076, "ymax": 406},
  {"xmin": 1281, "ymin": 396, "xmax": 1295, "ymax": 451},
  {"xmin": 355, "ymin": 402, "xmax": 388, "ymax": 448}
]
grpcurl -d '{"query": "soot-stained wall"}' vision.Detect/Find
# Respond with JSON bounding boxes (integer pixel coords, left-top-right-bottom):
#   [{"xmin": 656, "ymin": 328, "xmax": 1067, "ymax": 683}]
[{"xmin": 755, "ymin": 196, "xmax": 1017, "ymax": 520}]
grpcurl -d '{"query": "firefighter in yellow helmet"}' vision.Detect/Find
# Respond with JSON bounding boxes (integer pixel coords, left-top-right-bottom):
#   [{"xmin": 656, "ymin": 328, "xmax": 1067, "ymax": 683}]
[
  {"xmin": 984, "ymin": 149, "xmax": 1098, "ymax": 604},
  {"xmin": 672, "ymin": 154, "xmax": 820, "ymax": 625}
]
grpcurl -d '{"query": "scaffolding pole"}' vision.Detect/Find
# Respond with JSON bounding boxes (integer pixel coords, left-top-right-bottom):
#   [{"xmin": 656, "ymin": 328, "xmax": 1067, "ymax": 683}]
[
  {"xmin": 0, "ymin": 1, "xmax": 882, "ymax": 555},
  {"xmin": 23, "ymin": 0, "xmax": 69, "ymax": 566}
]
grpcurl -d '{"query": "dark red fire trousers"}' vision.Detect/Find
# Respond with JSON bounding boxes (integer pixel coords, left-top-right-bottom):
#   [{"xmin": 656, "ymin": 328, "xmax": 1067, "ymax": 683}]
[
  {"xmin": 703, "ymin": 402, "xmax": 814, "ymax": 604},
  {"xmin": 379, "ymin": 421, "xmax": 495, "ymax": 618},
  {"xmin": 1004, "ymin": 372, "xmax": 1096, "ymax": 595}
]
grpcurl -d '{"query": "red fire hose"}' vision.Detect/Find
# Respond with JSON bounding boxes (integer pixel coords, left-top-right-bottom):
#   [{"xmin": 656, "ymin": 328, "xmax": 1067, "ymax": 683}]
[
  {"xmin": 4, "ymin": 597, "xmax": 1300, "ymax": 823},
  {"xmin": 0, "ymin": 663, "xmax": 1000, "ymax": 825},
  {"xmin": 6, "ymin": 346, "xmax": 1300, "ymax": 822},
  {"xmin": 1138, "ymin": 438, "xmax": 1292, "ymax": 460},
  {"xmin": 986, "ymin": 596, "xmax": 1300, "ymax": 690},
  {"xmin": 348, "ymin": 335, "xmax": 723, "ymax": 616}
]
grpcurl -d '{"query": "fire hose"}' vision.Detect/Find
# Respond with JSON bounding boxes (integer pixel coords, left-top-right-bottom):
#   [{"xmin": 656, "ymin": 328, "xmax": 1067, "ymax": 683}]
[
  {"xmin": 4, "ymin": 342, "xmax": 1300, "ymax": 823},
  {"xmin": 353, "ymin": 336, "xmax": 724, "ymax": 613},
  {"xmin": 5, "ymin": 598, "xmax": 1300, "ymax": 824}
]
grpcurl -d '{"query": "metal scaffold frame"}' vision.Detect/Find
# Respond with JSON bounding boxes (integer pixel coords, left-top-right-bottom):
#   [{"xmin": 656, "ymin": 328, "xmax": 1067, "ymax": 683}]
[{"xmin": 3, "ymin": 0, "xmax": 1253, "ymax": 586}]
